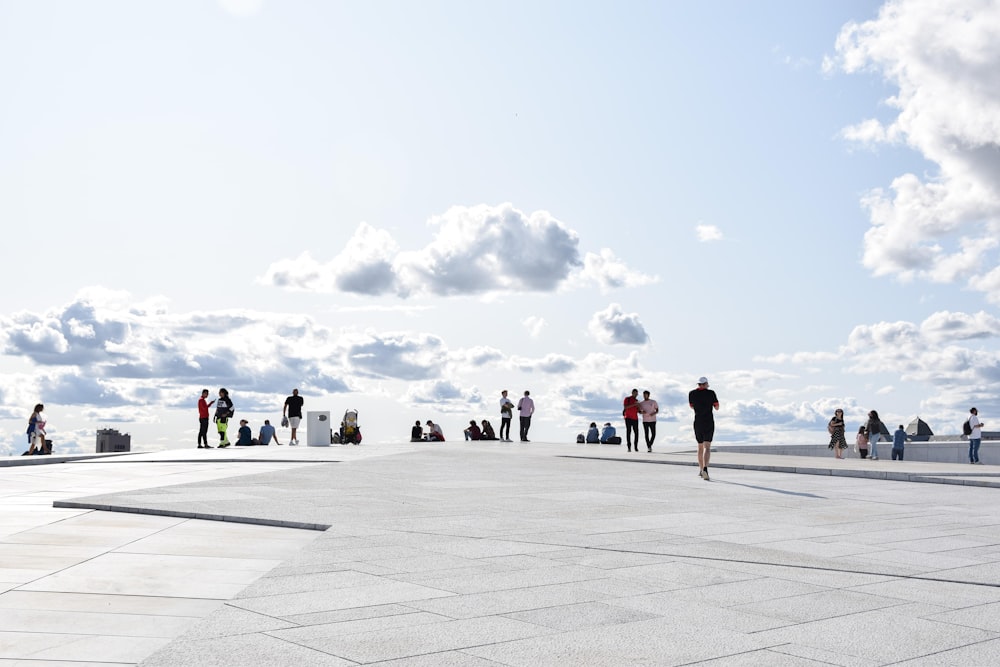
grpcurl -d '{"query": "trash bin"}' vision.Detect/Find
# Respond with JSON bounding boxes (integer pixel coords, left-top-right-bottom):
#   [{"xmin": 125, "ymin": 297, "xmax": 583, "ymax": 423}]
[{"xmin": 306, "ymin": 411, "xmax": 331, "ymax": 447}]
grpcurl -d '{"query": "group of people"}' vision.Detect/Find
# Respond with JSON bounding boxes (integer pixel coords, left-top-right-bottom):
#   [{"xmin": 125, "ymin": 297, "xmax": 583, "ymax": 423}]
[
  {"xmin": 828, "ymin": 406, "xmax": 986, "ymax": 464},
  {"xmin": 196, "ymin": 388, "xmax": 304, "ymax": 448},
  {"xmin": 584, "ymin": 422, "xmax": 621, "ymax": 444},
  {"xmin": 412, "ymin": 419, "xmax": 446, "ymax": 441}
]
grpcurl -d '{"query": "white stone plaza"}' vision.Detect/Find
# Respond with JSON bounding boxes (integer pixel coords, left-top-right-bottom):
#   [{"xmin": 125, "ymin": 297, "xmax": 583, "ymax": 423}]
[{"xmin": 1, "ymin": 441, "xmax": 999, "ymax": 665}]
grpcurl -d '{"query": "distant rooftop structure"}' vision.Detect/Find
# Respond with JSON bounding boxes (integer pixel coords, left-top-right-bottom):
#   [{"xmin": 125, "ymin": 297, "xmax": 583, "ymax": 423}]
[
  {"xmin": 906, "ymin": 416, "xmax": 933, "ymax": 441},
  {"xmin": 96, "ymin": 428, "xmax": 131, "ymax": 453}
]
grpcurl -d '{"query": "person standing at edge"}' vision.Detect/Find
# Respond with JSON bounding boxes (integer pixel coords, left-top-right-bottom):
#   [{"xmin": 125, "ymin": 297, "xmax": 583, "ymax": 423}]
[
  {"xmin": 968, "ymin": 407, "xmax": 985, "ymax": 465},
  {"xmin": 197, "ymin": 389, "xmax": 215, "ymax": 449},
  {"xmin": 622, "ymin": 388, "xmax": 640, "ymax": 452},
  {"xmin": 284, "ymin": 388, "xmax": 304, "ymax": 446},
  {"xmin": 214, "ymin": 388, "xmax": 233, "ymax": 448},
  {"xmin": 866, "ymin": 410, "xmax": 883, "ymax": 461},
  {"xmin": 638, "ymin": 390, "xmax": 659, "ymax": 452},
  {"xmin": 499, "ymin": 390, "xmax": 515, "ymax": 442},
  {"xmin": 689, "ymin": 377, "xmax": 719, "ymax": 481},
  {"xmin": 892, "ymin": 424, "xmax": 907, "ymax": 461},
  {"xmin": 517, "ymin": 390, "xmax": 535, "ymax": 442}
]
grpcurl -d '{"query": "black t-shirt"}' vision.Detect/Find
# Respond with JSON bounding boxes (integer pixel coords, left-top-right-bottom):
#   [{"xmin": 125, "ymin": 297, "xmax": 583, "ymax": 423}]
[
  {"xmin": 689, "ymin": 388, "xmax": 718, "ymax": 422},
  {"xmin": 284, "ymin": 395, "xmax": 304, "ymax": 418}
]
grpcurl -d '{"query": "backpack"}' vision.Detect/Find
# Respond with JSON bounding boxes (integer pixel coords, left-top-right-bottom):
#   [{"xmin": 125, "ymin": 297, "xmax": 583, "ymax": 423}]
[
  {"xmin": 576, "ymin": 433, "xmax": 585, "ymax": 443},
  {"xmin": 963, "ymin": 419, "xmax": 972, "ymax": 436}
]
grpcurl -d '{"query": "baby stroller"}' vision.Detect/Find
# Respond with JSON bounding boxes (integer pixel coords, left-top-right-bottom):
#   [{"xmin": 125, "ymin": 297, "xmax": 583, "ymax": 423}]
[{"xmin": 339, "ymin": 409, "xmax": 362, "ymax": 445}]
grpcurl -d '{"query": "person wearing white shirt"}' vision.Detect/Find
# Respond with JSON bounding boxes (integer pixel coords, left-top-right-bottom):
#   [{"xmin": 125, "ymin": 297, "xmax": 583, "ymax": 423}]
[{"xmin": 968, "ymin": 407, "xmax": 985, "ymax": 464}]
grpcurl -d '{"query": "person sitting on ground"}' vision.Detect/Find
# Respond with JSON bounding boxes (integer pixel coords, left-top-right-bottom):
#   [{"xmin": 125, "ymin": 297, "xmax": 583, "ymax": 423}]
[
  {"xmin": 236, "ymin": 419, "xmax": 257, "ymax": 446},
  {"xmin": 258, "ymin": 419, "xmax": 280, "ymax": 445},
  {"xmin": 464, "ymin": 420, "xmax": 482, "ymax": 440},
  {"xmin": 480, "ymin": 419, "xmax": 498, "ymax": 440},
  {"xmin": 426, "ymin": 420, "xmax": 445, "ymax": 441},
  {"xmin": 411, "ymin": 420, "xmax": 424, "ymax": 441},
  {"xmin": 601, "ymin": 422, "xmax": 621, "ymax": 444},
  {"xmin": 586, "ymin": 422, "xmax": 600, "ymax": 443}
]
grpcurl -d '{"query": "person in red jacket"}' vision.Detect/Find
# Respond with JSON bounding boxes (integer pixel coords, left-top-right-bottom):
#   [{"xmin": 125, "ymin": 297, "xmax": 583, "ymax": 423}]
[
  {"xmin": 197, "ymin": 389, "xmax": 214, "ymax": 449},
  {"xmin": 622, "ymin": 388, "xmax": 640, "ymax": 452}
]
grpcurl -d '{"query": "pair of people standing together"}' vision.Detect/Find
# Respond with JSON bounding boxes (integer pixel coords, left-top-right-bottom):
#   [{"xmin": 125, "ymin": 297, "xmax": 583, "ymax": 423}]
[
  {"xmin": 499, "ymin": 390, "xmax": 534, "ymax": 442},
  {"xmin": 622, "ymin": 389, "xmax": 659, "ymax": 453}
]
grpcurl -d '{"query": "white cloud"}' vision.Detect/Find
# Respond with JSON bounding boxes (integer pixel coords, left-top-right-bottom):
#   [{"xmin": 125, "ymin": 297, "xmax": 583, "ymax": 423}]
[
  {"xmin": 522, "ymin": 316, "xmax": 547, "ymax": 338},
  {"xmin": 261, "ymin": 204, "xmax": 659, "ymax": 299},
  {"xmin": 572, "ymin": 249, "xmax": 660, "ymax": 293},
  {"xmin": 695, "ymin": 223, "xmax": 724, "ymax": 242},
  {"xmin": 588, "ymin": 304, "xmax": 650, "ymax": 346},
  {"xmin": 830, "ymin": 0, "xmax": 1000, "ymax": 301}
]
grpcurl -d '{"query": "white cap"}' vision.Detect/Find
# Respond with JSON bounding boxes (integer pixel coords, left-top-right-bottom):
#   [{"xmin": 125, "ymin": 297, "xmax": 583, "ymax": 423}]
[{"xmin": 698, "ymin": 376, "xmax": 709, "ymax": 384}]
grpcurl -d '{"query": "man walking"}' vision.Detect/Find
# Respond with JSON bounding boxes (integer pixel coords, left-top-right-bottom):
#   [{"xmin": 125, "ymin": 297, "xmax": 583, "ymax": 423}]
[
  {"xmin": 689, "ymin": 377, "xmax": 719, "ymax": 481},
  {"xmin": 197, "ymin": 389, "xmax": 214, "ymax": 449},
  {"xmin": 622, "ymin": 389, "xmax": 640, "ymax": 452},
  {"xmin": 517, "ymin": 390, "xmax": 535, "ymax": 442},
  {"xmin": 968, "ymin": 407, "xmax": 985, "ymax": 464},
  {"xmin": 499, "ymin": 390, "xmax": 515, "ymax": 442},
  {"xmin": 283, "ymin": 388, "xmax": 304, "ymax": 446},
  {"xmin": 638, "ymin": 390, "xmax": 659, "ymax": 452}
]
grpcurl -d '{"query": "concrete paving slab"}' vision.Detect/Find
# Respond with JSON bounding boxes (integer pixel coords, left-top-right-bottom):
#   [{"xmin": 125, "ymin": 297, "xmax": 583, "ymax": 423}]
[{"xmin": 2, "ymin": 441, "xmax": 1000, "ymax": 664}]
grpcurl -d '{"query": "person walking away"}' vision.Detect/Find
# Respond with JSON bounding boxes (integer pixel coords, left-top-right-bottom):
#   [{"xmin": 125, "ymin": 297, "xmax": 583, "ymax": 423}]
[
  {"xmin": 259, "ymin": 419, "xmax": 280, "ymax": 445},
  {"xmin": 215, "ymin": 388, "xmax": 233, "ymax": 447},
  {"xmin": 866, "ymin": 410, "xmax": 883, "ymax": 460},
  {"xmin": 968, "ymin": 407, "xmax": 985, "ymax": 464},
  {"xmin": 689, "ymin": 377, "xmax": 719, "ymax": 481},
  {"xmin": 856, "ymin": 426, "xmax": 869, "ymax": 459},
  {"xmin": 284, "ymin": 388, "xmax": 304, "ymax": 445},
  {"xmin": 828, "ymin": 409, "xmax": 847, "ymax": 459},
  {"xmin": 517, "ymin": 390, "xmax": 535, "ymax": 442},
  {"xmin": 892, "ymin": 424, "xmax": 906, "ymax": 460},
  {"xmin": 622, "ymin": 389, "xmax": 640, "ymax": 452},
  {"xmin": 197, "ymin": 389, "xmax": 215, "ymax": 448},
  {"xmin": 499, "ymin": 390, "xmax": 515, "ymax": 442},
  {"xmin": 638, "ymin": 390, "xmax": 659, "ymax": 452}
]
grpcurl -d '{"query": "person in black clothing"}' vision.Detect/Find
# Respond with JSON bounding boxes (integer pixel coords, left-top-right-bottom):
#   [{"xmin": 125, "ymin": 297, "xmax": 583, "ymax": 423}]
[
  {"xmin": 410, "ymin": 420, "xmax": 424, "ymax": 441},
  {"xmin": 214, "ymin": 388, "xmax": 234, "ymax": 447},
  {"xmin": 284, "ymin": 388, "xmax": 304, "ymax": 445},
  {"xmin": 688, "ymin": 377, "xmax": 719, "ymax": 481}
]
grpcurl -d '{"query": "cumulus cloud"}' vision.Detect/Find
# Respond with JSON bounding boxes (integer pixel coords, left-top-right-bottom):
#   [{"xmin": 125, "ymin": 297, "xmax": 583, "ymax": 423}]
[
  {"xmin": 829, "ymin": 0, "xmax": 1000, "ymax": 301},
  {"xmin": 403, "ymin": 380, "xmax": 483, "ymax": 414},
  {"xmin": 522, "ymin": 316, "xmax": 547, "ymax": 338},
  {"xmin": 261, "ymin": 204, "xmax": 657, "ymax": 299},
  {"xmin": 572, "ymin": 249, "xmax": 659, "ymax": 293},
  {"xmin": 695, "ymin": 224, "xmax": 724, "ymax": 242},
  {"xmin": 588, "ymin": 304, "xmax": 650, "ymax": 346},
  {"xmin": 340, "ymin": 331, "xmax": 447, "ymax": 381}
]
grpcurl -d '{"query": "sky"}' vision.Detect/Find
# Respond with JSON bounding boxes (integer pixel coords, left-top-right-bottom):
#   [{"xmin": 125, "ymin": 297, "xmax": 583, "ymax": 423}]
[{"xmin": 2, "ymin": 0, "xmax": 999, "ymax": 454}]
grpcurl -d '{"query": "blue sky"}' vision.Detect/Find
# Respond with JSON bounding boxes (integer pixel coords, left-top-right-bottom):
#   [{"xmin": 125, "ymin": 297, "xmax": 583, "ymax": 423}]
[{"xmin": 2, "ymin": 0, "xmax": 998, "ymax": 453}]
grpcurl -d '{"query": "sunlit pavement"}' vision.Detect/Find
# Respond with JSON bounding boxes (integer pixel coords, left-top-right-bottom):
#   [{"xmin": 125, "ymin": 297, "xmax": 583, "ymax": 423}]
[{"xmin": 2, "ymin": 441, "xmax": 999, "ymax": 665}]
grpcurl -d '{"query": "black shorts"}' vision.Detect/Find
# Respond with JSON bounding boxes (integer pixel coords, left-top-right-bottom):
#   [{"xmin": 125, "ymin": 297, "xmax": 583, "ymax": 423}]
[{"xmin": 694, "ymin": 420, "xmax": 714, "ymax": 443}]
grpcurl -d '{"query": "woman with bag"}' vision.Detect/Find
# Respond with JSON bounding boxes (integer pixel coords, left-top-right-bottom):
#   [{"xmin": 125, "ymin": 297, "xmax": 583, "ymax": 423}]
[{"xmin": 828, "ymin": 409, "xmax": 847, "ymax": 458}]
